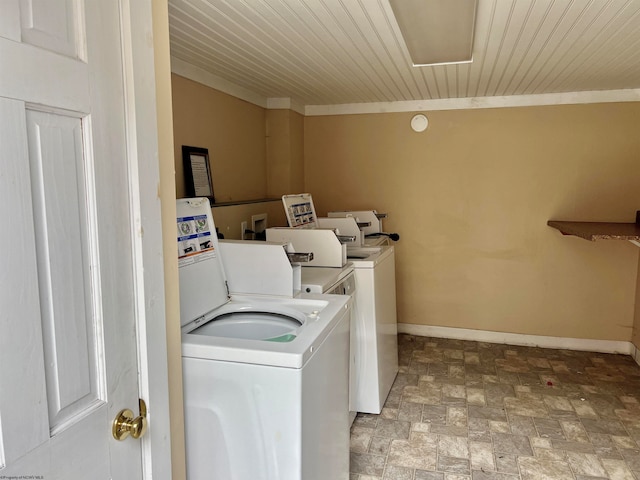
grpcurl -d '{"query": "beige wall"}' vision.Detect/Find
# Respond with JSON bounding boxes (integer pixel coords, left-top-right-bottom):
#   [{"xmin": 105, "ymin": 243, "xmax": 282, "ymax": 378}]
[
  {"xmin": 170, "ymin": 77, "xmax": 640, "ymax": 343},
  {"xmin": 171, "ymin": 74, "xmax": 267, "ymax": 202},
  {"xmin": 266, "ymin": 109, "xmax": 305, "ymax": 197},
  {"xmin": 171, "ymin": 78, "xmax": 304, "ymax": 237},
  {"xmin": 211, "ymin": 201, "xmax": 287, "ymax": 240},
  {"xmin": 305, "ymin": 103, "xmax": 640, "ymax": 342}
]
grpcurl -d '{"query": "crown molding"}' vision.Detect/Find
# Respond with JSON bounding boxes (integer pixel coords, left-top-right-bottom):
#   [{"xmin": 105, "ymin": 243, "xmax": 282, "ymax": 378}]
[
  {"xmin": 266, "ymin": 97, "xmax": 305, "ymax": 115},
  {"xmin": 170, "ymin": 58, "xmax": 640, "ymax": 116},
  {"xmin": 171, "ymin": 56, "xmax": 268, "ymax": 108},
  {"xmin": 304, "ymin": 89, "xmax": 640, "ymax": 116}
]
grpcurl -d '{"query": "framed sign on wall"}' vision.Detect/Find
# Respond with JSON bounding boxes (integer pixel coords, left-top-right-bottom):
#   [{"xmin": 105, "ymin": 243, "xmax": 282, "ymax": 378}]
[{"xmin": 182, "ymin": 145, "xmax": 215, "ymax": 204}]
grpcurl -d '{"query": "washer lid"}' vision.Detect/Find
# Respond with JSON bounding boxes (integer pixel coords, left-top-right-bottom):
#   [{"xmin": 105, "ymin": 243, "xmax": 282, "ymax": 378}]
[
  {"xmin": 177, "ymin": 198, "xmax": 229, "ymax": 327},
  {"xmin": 282, "ymin": 193, "xmax": 318, "ymax": 228},
  {"xmin": 346, "ymin": 245, "xmax": 394, "ymax": 267}
]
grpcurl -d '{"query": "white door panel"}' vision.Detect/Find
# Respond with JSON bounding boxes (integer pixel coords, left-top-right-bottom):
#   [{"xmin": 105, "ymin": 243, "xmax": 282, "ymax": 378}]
[
  {"xmin": 26, "ymin": 109, "xmax": 105, "ymax": 434},
  {"xmin": 0, "ymin": 97, "xmax": 49, "ymax": 468},
  {"xmin": 0, "ymin": 3, "xmax": 20, "ymax": 40},
  {"xmin": 1, "ymin": 409, "xmax": 110, "ymax": 478},
  {"xmin": 19, "ymin": 0, "xmax": 82, "ymax": 58},
  {"xmin": 0, "ymin": 0, "xmax": 154, "ymax": 477}
]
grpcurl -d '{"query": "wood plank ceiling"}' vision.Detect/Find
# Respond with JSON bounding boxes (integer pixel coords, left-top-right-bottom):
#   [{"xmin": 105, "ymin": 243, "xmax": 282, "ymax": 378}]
[{"xmin": 168, "ymin": 0, "xmax": 640, "ymax": 106}]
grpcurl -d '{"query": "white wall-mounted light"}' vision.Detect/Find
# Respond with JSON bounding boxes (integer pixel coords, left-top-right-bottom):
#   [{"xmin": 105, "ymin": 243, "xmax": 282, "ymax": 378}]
[
  {"xmin": 389, "ymin": 0, "xmax": 478, "ymax": 67},
  {"xmin": 411, "ymin": 114, "xmax": 428, "ymax": 132}
]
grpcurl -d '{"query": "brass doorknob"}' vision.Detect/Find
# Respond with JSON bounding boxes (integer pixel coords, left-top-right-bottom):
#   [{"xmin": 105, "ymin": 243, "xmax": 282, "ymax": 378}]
[{"xmin": 112, "ymin": 399, "xmax": 148, "ymax": 441}]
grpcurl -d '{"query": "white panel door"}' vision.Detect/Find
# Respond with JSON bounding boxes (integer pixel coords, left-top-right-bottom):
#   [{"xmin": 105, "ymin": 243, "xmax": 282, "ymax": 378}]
[{"xmin": 0, "ymin": 0, "xmax": 147, "ymax": 478}]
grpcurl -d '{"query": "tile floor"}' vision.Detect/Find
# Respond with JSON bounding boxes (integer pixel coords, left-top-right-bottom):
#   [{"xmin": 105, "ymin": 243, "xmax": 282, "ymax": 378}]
[{"xmin": 349, "ymin": 334, "xmax": 640, "ymax": 480}]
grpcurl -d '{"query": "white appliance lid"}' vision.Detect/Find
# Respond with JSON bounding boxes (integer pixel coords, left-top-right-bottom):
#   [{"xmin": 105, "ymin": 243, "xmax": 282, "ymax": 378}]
[
  {"xmin": 176, "ymin": 198, "xmax": 229, "ymax": 327},
  {"xmin": 282, "ymin": 193, "xmax": 318, "ymax": 228}
]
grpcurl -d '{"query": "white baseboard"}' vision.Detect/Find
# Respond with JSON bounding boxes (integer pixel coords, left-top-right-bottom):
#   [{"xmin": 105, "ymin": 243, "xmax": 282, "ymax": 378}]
[
  {"xmin": 397, "ymin": 323, "xmax": 634, "ymax": 356},
  {"xmin": 632, "ymin": 343, "xmax": 640, "ymax": 367}
]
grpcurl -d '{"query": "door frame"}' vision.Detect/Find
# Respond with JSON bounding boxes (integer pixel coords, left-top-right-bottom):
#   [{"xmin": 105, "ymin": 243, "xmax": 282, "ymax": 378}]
[{"xmin": 120, "ymin": 0, "xmax": 173, "ymax": 478}]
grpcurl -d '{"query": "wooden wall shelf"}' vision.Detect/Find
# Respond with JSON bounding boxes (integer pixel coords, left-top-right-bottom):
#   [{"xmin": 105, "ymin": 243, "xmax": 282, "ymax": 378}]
[{"xmin": 547, "ymin": 220, "xmax": 640, "ymax": 244}]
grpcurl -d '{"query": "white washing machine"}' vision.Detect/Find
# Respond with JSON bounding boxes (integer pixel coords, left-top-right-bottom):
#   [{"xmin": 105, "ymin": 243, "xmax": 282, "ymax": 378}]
[
  {"xmin": 177, "ymin": 198, "xmax": 352, "ymax": 480},
  {"xmin": 301, "ymin": 264, "xmax": 354, "ymax": 296},
  {"xmin": 279, "ymin": 194, "xmax": 399, "ymax": 415},
  {"xmin": 328, "ymin": 209, "xmax": 399, "ymax": 247},
  {"xmin": 347, "ymin": 245, "xmax": 398, "ymax": 414},
  {"xmin": 300, "ymin": 265, "xmax": 358, "ymax": 424}
]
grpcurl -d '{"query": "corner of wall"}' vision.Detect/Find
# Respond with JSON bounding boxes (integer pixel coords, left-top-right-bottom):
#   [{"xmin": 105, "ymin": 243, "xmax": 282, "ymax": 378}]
[{"xmin": 265, "ymin": 108, "xmax": 305, "ymax": 197}]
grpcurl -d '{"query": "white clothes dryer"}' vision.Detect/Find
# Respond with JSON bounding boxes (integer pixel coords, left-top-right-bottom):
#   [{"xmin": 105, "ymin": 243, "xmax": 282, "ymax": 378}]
[{"xmin": 177, "ymin": 198, "xmax": 352, "ymax": 480}]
